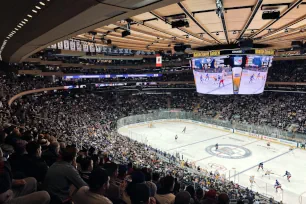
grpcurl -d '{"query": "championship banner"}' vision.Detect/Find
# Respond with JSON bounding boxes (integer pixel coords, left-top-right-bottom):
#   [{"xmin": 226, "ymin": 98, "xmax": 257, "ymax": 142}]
[
  {"xmin": 70, "ymin": 41, "xmax": 76, "ymax": 51},
  {"xmin": 83, "ymin": 43, "xmax": 89, "ymax": 52},
  {"xmin": 76, "ymin": 41, "xmax": 82, "ymax": 51},
  {"xmin": 63, "ymin": 40, "xmax": 69, "ymax": 50},
  {"xmin": 95, "ymin": 45, "xmax": 101, "ymax": 53},
  {"xmin": 57, "ymin": 41, "xmax": 63, "ymax": 49},
  {"xmin": 89, "ymin": 44, "xmax": 96, "ymax": 52},
  {"xmin": 156, "ymin": 54, "xmax": 162, "ymax": 67}
]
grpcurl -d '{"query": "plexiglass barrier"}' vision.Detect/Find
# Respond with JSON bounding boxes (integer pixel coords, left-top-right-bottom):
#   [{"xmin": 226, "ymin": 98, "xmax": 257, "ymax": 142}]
[{"xmin": 117, "ymin": 109, "xmax": 305, "ymax": 143}]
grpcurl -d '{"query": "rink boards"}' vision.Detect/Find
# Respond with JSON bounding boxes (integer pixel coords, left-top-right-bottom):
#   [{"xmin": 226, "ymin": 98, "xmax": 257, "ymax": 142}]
[{"xmin": 123, "ymin": 119, "xmax": 297, "ymax": 148}]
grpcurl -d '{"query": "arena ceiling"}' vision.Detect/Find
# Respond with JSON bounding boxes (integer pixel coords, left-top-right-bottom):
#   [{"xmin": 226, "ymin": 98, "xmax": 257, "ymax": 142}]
[
  {"xmin": 1, "ymin": 0, "xmax": 306, "ymax": 63},
  {"xmin": 77, "ymin": 0, "xmax": 306, "ymax": 52}
]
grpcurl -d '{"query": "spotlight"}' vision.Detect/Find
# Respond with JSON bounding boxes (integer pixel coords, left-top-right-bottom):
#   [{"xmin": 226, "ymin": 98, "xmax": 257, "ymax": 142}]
[
  {"xmin": 39, "ymin": 2, "xmax": 45, "ymax": 6},
  {"xmin": 24, "ymin": 19, "xmax": 28, "ymax": 22},
  {"xmin": 186, "ymin": 35, "xmax": 189, "ymax": 39},
  {"xmin": 216, "ymin": 32, "xmax": 219, "ymax": 35},
  {"xmin": 32, "ymin": 9, "xmax": 37, "ymax": 13},
  {"xmin": 251, "ymin": 30, "xmax": 254, "ymax": 34},
  {"xmin": 35, "ymin": 6, "xmax": 41, "ymax": 9},
  {"xmin": 285, "ymin": 28, "xmax": 288, "ymax": 33},
  {"xmin": 27, "ymin": 14, "xmax": 33, "ymax": 18}
]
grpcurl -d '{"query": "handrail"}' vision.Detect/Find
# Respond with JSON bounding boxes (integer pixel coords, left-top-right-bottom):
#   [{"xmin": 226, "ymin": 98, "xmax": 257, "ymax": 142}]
[{"xmin": 8, "ymin": 86, "xmax": 66, "ymax": 106}]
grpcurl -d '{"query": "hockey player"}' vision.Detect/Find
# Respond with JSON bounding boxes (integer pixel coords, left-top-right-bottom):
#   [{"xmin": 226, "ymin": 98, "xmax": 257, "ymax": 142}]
[
  {"xmin": 267, "ymin": 141, "xmax": 271, "ymax": 149},
  {"xmin": 257, "ymin": 162, "xmax": 264, "ymax": 171},
  {"xmin": 249, "ymin": 176, "xmax": 255, "ymax": 187},
  {"xmin": 182, "ymin": 127, "xmax": 186, "ymax": 133},
  {"xmin": 205, "ymin": 73, "xmax": 209, "ymax": 81},
  {"xmin": 249, "ymin": 73, "xmax": 255, "ymax": 83},
  {"xmin": 263, "ymin": 170, "xmax": 272, "ymax": 179},
  {"xmin": 200, "ymin": 75, "xmax": 203, "ymax": 83},
  {"xmin": 215, "ymin": 143, "xmax": 219, "ymax": 150},
  {"xmin": 256, "ymin": 72, "xmax": 261, "ymax": 80},
  {"xmin": 175, "ymin": 135, "xmax": 178, "ymax": 141},
  {"xmin": 283, "ymin": 171, "xmax": 291, "ymax": 182},
  {"xmin": 219, "ymin": 78, "xmax": 224, "ymax": 87},
  {"xmin": 212, "ymin": 75, "xmax": 218, "ymax": 84},
  {"xmin": 274, "ymin": 180, "xmax": 283, "ymax": 192}
]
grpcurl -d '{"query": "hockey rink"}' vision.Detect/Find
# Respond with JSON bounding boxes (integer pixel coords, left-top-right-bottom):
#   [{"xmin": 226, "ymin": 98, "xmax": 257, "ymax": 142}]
[
  {"xmin": 118, "ymin": 120, "xmax": 306, "ymax": 204},
  {"xmin": 238, "ymin": 70, "xmax": 268, "ymax": 94}
]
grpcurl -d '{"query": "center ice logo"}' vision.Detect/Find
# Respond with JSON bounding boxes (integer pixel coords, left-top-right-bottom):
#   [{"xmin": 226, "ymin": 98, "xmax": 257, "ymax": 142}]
[{"xmin": 205, "ymin": 144, "xmax": 252, "ymax": 159}]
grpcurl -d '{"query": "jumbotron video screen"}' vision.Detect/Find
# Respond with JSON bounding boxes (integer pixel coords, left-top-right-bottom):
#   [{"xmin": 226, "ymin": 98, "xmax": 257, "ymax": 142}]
[{"xmin": 192, "ymin": 54, "xmax": 273, "ymax": 95}]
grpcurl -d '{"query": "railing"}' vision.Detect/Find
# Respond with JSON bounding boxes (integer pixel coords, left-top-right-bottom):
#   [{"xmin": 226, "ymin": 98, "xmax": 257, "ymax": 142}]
[{"xmin": 117, "ymin": 109, "xmax": 306, "ymax": 143}]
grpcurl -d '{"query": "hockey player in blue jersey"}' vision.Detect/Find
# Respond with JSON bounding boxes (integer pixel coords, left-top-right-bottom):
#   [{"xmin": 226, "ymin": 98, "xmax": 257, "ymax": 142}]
[
  {"xmin": 205, "ymin": 73, "xmax": 209, "ymax": 81},
  {"xmin": 256, "ymin": 72, "xmax": 261, "ymax": 80},
  {"xmin": 257, "ymin": 162, "xmax": 264, "ymax": 171},
  {"xmin": 283, "ymin": 171, "xmax": 291, "ymax": 182},
  {"xmin": 215, "ymin": 143, "xmax": 219, "ymax": 150},
  {"xmin": 249, "ymin": 74, "xmax": 255, "ymax": 83},
  {"xmin": 274, "ymin": 180, "xmax": 283, "ymax": 192},
  {"xmin": 217, "ymin": 75, "xmax": 221, "ymax": 81}
]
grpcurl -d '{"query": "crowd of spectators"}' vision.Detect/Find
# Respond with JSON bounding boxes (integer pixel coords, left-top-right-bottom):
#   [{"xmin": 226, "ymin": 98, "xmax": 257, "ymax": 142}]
[{"xmin": 0, "ymin": 72, "xmax": 305, "ymax": 204}]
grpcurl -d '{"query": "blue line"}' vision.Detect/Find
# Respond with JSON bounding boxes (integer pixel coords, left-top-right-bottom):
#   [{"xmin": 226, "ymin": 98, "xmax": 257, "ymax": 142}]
[
  {"xmin": 166, "ymin": 133, "xmax": 231, "ymax": 151},
  {"xmin": 230, "ymin": 150, "xmax": 294, "ymax": 178}
]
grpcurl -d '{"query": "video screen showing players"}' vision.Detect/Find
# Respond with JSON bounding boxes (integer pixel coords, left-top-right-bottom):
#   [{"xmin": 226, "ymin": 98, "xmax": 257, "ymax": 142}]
[
  {"xmin": 193, "ymin": 69, "xmax": 233, "ymax": 95},
  {"xmin": 192, "ymin": 54, "xmax": 273, "ymax": 95},
  {"xmin": 238, "ymin": 55, "xmax": 273, "ymax": 94}
]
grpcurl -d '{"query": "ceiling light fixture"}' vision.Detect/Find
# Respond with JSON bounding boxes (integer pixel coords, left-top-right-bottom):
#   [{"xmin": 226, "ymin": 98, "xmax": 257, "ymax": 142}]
[
  {"xmin": 27, "ymin": 14, "xmax": 33, "ymax": 18},
  {"xmin": 32, "ymin": 9, "xmax": 37, "ymax": 13},
  {"xmin": 39, "ymin": 2, "xmax": 45, "ymax": 6},
  {"xmin": 251, "ymin": 30, "xmax": 254, "ymax": 34},
  {"xmin": 19, "ymin": 23, "xmax": 23, "ymax": 26},
  {"xmin": 15, "ymin": 28, "xmax": 19, "ymax": 31},
  {"xmin": 35, "ymin": 6, "xmax": 41, "ymax": 9},
  {"xmin": 24, "ymin": 19, "xmax": 28, "ymax": 22},
  {"xmin": 285, "ymin": 28, "xmax": 288, "ymax": 33},
  {"xmin": 21, "ymin": 21, "xmax": 26, "ymax": 24},
  {"xmin": 17, "ymin": 25, "xmax": 21, "ymax": 28},
  {"xmin": 216, "ymin": 32, "xmax": 219, "ymax": 35}
]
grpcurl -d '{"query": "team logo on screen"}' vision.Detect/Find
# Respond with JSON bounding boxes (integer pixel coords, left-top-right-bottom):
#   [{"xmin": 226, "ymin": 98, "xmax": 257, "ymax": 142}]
[{"xmin": 205, "ymin": 144, "xmax": 251, "ymax": 159}]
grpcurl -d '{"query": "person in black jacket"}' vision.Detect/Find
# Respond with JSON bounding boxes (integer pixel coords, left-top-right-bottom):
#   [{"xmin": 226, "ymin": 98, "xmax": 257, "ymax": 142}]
[
  {"xmin": 24, "ymin": 141, "xmax": 48, "ymax": 183},
  {"xmin": 42, "ymin": 142, "xmax": 60, "ymax": 167}
]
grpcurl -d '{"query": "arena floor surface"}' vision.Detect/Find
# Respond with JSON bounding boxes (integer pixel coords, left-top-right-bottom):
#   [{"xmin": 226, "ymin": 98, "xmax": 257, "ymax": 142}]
[{"xmin": 118, "ymin": 120, "xmax": 306, "ymax": 204}]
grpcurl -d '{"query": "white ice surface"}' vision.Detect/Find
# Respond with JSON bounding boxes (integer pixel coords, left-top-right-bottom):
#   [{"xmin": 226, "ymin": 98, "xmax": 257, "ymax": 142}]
[
  {"xmin": 238, "ymin": 70, "xmax": 267, "ymax": 94},
  {"xmin": 118, "ymin": 120, "xmax": 306, "ymax": 204}
]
